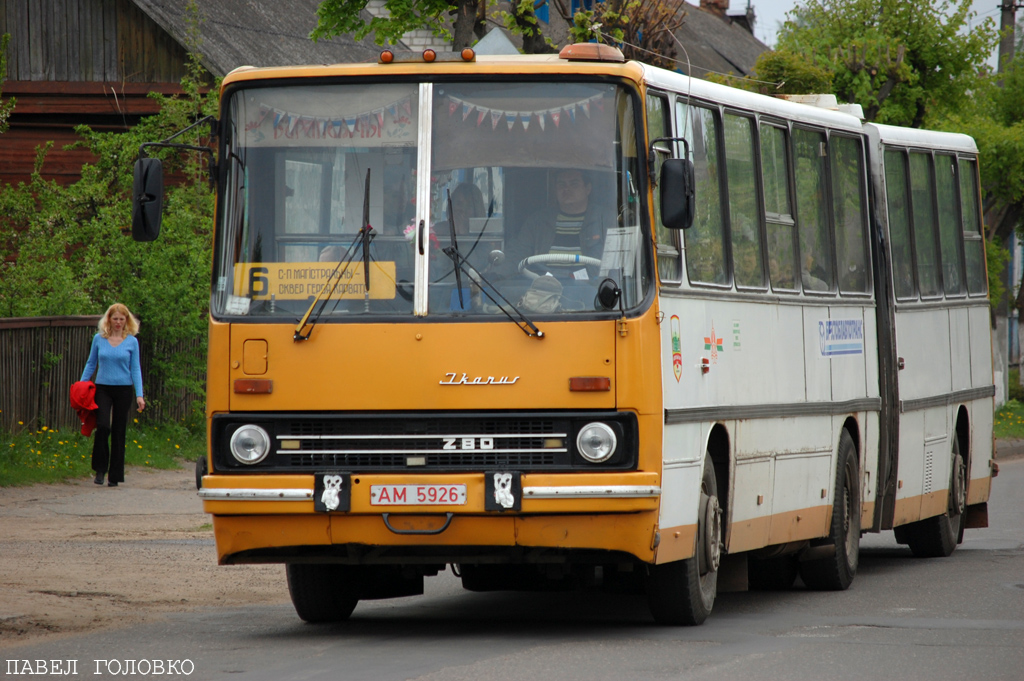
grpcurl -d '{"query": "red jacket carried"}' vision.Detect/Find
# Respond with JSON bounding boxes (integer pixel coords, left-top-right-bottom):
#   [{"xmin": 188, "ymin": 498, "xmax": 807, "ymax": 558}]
[{"xmin": 69, "ymin": 381, "xmax": 98, "ymax": 436}]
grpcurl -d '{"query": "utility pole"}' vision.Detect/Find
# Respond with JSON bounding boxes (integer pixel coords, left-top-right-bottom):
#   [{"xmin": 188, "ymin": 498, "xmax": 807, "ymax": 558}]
[{"xmin": 999, "ymin": 0, "xmax": 1019, "ymax": 74}]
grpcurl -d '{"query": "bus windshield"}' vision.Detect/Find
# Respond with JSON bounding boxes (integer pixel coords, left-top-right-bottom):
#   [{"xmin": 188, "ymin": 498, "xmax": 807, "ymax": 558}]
[{"xmin": 211, "ymin": 80, "xmax": 649, "ymax": 321}]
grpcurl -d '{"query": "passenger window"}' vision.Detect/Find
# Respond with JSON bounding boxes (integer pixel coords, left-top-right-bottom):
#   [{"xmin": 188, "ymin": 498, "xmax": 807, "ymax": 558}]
[
  {"xmin": 724, "ymin": 114, "xmax": 764, "ymax": 288},
  {"xmin": 935, "ymin": 154, "xmax": 965, "ymax": 296},
  {"xmin": 793, "ymin": 128, "xmax": 833, "ymax": 293},
  {"xmin": 909, "ymin": 152, "xmax": 940, "ymax": 297},
  {"xmin": 884, "ymin": 149, "xmax": 916, "ymax": 300},
  {"xmin": 830, "ymin": 135, "xmax": 869, "ymax": 294},
  {"xmin": 959, "ymin": 158, "xmax": 987, "ymax": 296},
  {"xmin": 760, "ymin": 124, "xmax": 798, "ymax": 291},
  {"xmin": 679, "ymin": 103, "xmax": 727, "ymax": 285},
  {"xmin": 648, "ymin": 93, "xmax": 680, "ymax": 282}
]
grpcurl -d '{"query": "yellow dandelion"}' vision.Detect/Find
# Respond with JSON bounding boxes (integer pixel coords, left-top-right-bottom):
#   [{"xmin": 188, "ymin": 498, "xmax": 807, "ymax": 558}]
[
  {"xmin": 175, "ymin": 445, "xmax": 180, "ymax": 449},
  {"xmin": 134, "ymin": 419, "xmax": 138, "ymax": 423},
  {"xmin": 18, "ymin": 421, "xmax": 23, "ymax": 425}
]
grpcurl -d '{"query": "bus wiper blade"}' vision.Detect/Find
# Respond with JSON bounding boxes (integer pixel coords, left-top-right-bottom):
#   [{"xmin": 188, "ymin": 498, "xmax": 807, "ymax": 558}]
[
  {"xmin": 446, "ymin": 188, "xmax": 465, "ymax": 309},
  {"xmin": 441, "ymin": 246, "xmax": 544, "ymax": 339},
  {"xmin": 293, "ymin": 228, "xmax": 370, "ymax": 341},
  {"xmin": 294, "ymin": 170, "xmax": 374, "ymax": 341}
]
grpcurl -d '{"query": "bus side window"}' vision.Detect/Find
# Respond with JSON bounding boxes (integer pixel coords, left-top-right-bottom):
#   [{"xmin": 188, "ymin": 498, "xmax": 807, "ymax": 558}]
[
  {"xmin": 724, "ymin": 113, "xmax": 764, "ymax": 288},
  {"xmin": 884, "ymin": 149, "xmax": 916, "ymax": 300},
  {"xmin": 678, "ymin": 102, "xmax": 728, "ymax": 286},
  {"xmin": 792, "ymin": 128, "xmax": 833, "ymax": 293},
  {"xmin": 647, "ymin": 92, "xmax": 680, "ymax": 283},
  {"xmin": 760, "ymin": 124, "xmax": 798, "ymax": 291},
  {"xmin": 909, "ymin": 151, "xmax": 941, "ymax": 298},
  {"xmin": 935, "ymin": 153, "xmax": 965, "ymax": 296},
  {"xmin": 829, "ymin": 135, "xmax": 869, "ymax": 294},
  {"xmin": 958, "ymin": 158, "xmax": 987, "ymax": 296}
]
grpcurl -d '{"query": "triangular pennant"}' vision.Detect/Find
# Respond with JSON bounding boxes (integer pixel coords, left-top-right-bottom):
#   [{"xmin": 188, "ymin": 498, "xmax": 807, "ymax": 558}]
[
  {"xmin": 403, "ymin": 98, "xmax": 412, "ymax": 116},
  {"xmin": 537, "ymin": 111, "xmax": 545, "ymax": 131},
  {"xmin": 581, "ymin": 100, "xmax": 590, "ymax": 118},
  {"xmin": 462, "ymin": 102, "xmax": 472, "ymax": 121},
  {"xmin": 319, "ymin": 119, "xmax": 328, "ymax": 137},
  {"xmin": 506, "ymin": 112, "xmax": 516, "ymax": 130},
  {"xmin": 256, "ymin": 105, "xmax": 272, "ymax": 126},
  {"xmin": 388, "ymin": 104, "xmax": 398, "ymax": 119},
  {"xmin": 551, "ymin": 110, "xmax": 561, "ymax": 128},
  {"xmin": 449, "ymin": 98, "xmax": 459, "ymax": 116},
  {"xmin": 491, "ymin": 110, "xmax": 501, "ymax": 130},
  {"xmin": 520, "ymin": 113, "xmax": 530, "ymax": 131},
  {"xmin": 477, "ymin": 108, "xmax": 488, "ymax": 126},
  {"xmin": 376, "ymin": 109, "xmax": 385, "ymax": 127},
  {"xmin": 596, "ymin": 98, "xmax": 605, "ymax": 113},
  {"xmin": 566, "ymin": 104, "xmax": 576, "ymax": 123},
  {"xmin": 287, "ymin": 115, "xmax": 299, "ymax": 134},
  {"xmin": 359, "ymin": 114, "xmax": 370, "ymax": 132},
  {"xmin": 346, "ymin": 116, "xmax": 357, "ymax": 133}
]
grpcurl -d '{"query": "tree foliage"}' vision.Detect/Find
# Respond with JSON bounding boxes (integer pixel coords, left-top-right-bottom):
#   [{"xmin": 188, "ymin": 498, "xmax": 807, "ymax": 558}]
[
  {"xmin": 0, "ymin": 12, "xmax": 217, "ymax": 402},
  {"xmin": 0, "ymin": 34, "xmax": 15, "ymax": 135},
  {"xmin": 758, "ymin": 0, "xmax": 995, "ymax": 127}
]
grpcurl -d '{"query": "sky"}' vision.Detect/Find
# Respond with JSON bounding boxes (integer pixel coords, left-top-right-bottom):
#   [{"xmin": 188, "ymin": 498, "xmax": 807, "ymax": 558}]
[{"xmin": 748, "ymin": 0, "xmax": 1009, "ymax": 59}]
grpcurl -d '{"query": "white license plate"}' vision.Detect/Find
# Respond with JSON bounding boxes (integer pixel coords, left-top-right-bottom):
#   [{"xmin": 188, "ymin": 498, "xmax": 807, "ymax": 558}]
[{"xmin": 370, "ymin": 484, "xmax": 467, "ymax": 506}]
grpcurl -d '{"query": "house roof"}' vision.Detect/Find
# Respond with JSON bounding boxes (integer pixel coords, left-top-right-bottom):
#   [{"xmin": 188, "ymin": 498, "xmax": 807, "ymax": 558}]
[
  {"xmin": 130, "ymin": 0, "xmax": 389, "ymax": 77},
  {"xmin": 674, "ymin": 2, "xmax": 767, "ymax": 78}
]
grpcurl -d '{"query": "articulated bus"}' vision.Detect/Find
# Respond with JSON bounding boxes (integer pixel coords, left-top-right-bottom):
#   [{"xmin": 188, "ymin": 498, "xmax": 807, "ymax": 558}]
[{"xmin": 133, "ymin": 44, "xmax": 996, "ymax": 625}]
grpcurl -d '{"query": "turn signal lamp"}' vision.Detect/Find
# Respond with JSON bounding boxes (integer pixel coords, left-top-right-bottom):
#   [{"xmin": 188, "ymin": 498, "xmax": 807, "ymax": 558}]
[{"xmin": 569, "ymin": 376, "xmax": 611, "ymax": 392}]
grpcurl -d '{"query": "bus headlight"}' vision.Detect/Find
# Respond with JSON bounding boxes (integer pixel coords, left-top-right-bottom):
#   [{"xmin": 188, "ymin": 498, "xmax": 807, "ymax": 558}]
[
  {"xmin": 230, "ymin": 425, "xmax": 271, "ymax": 464},
  {"xmin": 576, "ymin": 422, "xmax": 617, "ymax": 463}
]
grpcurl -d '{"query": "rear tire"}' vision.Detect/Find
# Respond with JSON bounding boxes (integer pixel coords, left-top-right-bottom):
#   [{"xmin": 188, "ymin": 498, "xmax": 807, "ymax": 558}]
[
  {"xmin": 286, "ymin": 564, "xmax": 359, "ymax": 623},
  {"xmin": 898, "ymin": 437, "xmax": 966, "ymax": 558},
  {"xmin": 800, "ymin": 430, "xmax": 859, "ymax": 591},
  {"xmin": 647, "ymin": 453, "xmax": 721, "ymax": 625}
]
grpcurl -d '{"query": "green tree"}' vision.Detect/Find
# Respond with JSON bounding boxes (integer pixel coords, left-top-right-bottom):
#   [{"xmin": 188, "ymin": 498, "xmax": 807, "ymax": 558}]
[
  {"xmin": 762, "ymin": 0, "xmax": 995, "ymax": 127},
  {"xmin": 0, "ymin": 10, "xmax": 217, "ymax": 404},
  {"xmin": 0, "ymin": 33, "xmax": 15, "ymax": 135}
]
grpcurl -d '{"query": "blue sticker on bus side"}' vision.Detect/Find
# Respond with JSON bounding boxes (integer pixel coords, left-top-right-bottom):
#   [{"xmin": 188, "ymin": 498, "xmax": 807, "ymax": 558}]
[{"xmin": 818, "ymin": 319, "xmax": 864, "ymax": 357}]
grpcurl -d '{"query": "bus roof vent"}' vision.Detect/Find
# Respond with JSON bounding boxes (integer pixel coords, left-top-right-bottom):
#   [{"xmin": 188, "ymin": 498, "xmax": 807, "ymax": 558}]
[
  {"xmin": 777, "ymin": 94, "xmax": 839, "ymax": 110},
  {"xmin": 558, "ymin": 43, "xmax": 625, "ymax": 63}
]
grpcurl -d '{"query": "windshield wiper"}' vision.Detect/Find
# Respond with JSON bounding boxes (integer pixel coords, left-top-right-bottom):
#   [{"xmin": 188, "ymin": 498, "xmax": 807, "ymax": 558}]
[
  {"xmin": 441, "ymin": 242, "xmax": 544, "ymax": 339},
  {"xmin": 445, "ymin": 188, "xmax": 466, "ymax": 309},
  {"xmin": 294, "ymin": 169, "xmax": 374, "ymax": 341}
]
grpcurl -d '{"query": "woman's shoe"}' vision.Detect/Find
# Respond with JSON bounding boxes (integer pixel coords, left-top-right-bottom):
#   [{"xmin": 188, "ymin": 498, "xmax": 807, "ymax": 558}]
[
  {"xmin": 107, "ymin": 481, "xmax": 118, "ymax": 487},
  {"xmin": 94, "ymin": 473, "xmax": 104, "ymax": 485}
]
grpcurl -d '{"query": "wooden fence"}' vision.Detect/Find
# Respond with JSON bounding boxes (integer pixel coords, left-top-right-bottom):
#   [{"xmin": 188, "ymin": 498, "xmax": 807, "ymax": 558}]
[{"xmin": 0, "ymin": 316, "xmax": 204, "ymax": 433}]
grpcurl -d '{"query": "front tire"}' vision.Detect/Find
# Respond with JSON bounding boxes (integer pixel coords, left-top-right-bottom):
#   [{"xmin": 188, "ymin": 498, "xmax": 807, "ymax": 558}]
[
  {"xmin": 286, "ymin": 564, "xmax": 359, "ymax": 623},
  {"xmin": 895, "ymin": 437, "xmax": 966, "ymax": 558},
  {"xmin": 800, "ymin": 430, "xmax": 859, "ymax": 591},
  {"xmin": 647, "ymin": 453, "xmax": 721, "ymax": 625}
]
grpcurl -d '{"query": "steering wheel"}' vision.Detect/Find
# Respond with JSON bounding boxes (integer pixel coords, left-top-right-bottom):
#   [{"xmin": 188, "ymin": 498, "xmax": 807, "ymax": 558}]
[{"xmin": 517, "ymin": 253, "xmax": 603, "ymax": 280}]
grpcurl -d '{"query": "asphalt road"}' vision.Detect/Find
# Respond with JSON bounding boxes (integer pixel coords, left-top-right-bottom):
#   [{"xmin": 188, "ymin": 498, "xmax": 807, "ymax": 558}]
[{"xmin": 4, "ymin": 459, "xmax": 1023, "ymax": 681}]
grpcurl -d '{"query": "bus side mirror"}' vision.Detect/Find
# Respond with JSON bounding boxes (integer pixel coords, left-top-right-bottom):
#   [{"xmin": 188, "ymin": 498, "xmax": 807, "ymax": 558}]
[
  {"xmin": 660, "ymin": 158, "xmax": 695, "ymax": 230},
  {"xmin": 132, "ymin": 157, "xmax": 164, "ymax": 242}
]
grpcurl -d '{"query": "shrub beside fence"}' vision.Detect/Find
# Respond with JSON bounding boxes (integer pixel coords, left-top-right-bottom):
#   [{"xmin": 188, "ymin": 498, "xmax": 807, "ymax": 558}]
[{"xmin": 0, "ymin": 316, "xmax": 203, "ymax": 433}]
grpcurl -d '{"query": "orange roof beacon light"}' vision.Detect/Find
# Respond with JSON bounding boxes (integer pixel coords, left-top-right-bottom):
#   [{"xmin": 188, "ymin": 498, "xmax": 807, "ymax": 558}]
[
  {"xmin": 379, "ymin": 50, "xmax": 395, "ymax": 64},
  {"xmin": 558, "ymin": 43, "xmax": 625, "ymax": 63},
  {"xmin": 423, "ymin": 49, "xmax": 436, "ymax": 63},
  {"xmin": 461, "ymin": 48, "xmax": 476, "ymax": 62}
]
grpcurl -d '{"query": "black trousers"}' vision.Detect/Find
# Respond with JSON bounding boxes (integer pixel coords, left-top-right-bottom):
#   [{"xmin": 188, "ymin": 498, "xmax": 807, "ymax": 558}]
[{"xmin": 92, "ymin": 384, "xmax": 134, "ymax": 483}]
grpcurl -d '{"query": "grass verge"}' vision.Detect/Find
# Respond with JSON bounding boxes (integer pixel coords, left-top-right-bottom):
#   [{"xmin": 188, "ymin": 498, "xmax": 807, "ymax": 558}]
[
  {"xmin": 995, "ymin": 399, "xmax": 1024, "ymax": 441},
  {"xmin": 0, "ymin": 418, "xmax": 202, "ymax": 487}
]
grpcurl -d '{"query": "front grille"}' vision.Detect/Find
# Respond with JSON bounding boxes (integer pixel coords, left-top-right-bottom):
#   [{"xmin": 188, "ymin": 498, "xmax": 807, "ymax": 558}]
[{"xmin": 213, "ymin": 412, "xmax": 637, "ymax": 473}]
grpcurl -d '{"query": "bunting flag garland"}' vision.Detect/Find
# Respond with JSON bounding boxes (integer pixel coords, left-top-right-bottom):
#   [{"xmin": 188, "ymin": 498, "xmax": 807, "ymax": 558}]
[
  {"xmin": 444, "ymin": 93, "xmax": 604, "ymax": 134},
  {"xmin": 253, "ymin": 94, "xmax": 414, "ymax": 141}
]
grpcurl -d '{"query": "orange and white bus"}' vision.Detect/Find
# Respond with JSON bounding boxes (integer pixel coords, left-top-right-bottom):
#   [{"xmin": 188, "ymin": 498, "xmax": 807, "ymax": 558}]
[{"xmin": 134, "ymin": 43, "xmax": 997, "ymax": 626}]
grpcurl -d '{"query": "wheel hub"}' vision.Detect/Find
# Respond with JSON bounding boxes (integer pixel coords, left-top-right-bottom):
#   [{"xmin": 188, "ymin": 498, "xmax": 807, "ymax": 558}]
[{"xmin": 699, "ymin": 492, "xmax": 722, "ymax": 575}]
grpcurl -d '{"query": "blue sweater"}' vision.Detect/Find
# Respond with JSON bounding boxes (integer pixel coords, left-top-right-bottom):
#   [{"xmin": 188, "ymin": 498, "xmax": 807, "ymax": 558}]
[{"xmin": 81, "ymin": 334, "xmax": 144, "ymax": 397}]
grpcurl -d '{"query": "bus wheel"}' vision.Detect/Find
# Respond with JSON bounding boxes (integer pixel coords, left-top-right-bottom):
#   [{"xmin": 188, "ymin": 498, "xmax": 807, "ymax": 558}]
[
  {"xmin": 898, "ymin": 437, "xmax": 966, "ymax": 558},
  {"xmin": 286, "ymin": 564, "xmax": 358, "ymax": 623},
  {"xmin": 800, "ymin": 430, "xmax": 859, "ymax": 591},
  {"xmin": 646, "ymin": 453, "xmax": 721, "ymax": 625}
]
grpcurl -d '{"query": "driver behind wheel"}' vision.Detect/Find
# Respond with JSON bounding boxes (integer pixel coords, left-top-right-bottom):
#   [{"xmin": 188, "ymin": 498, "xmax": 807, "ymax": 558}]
[{"xmin": 508, "ymin": 169, "xmax": 613, "ymax": 280}]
